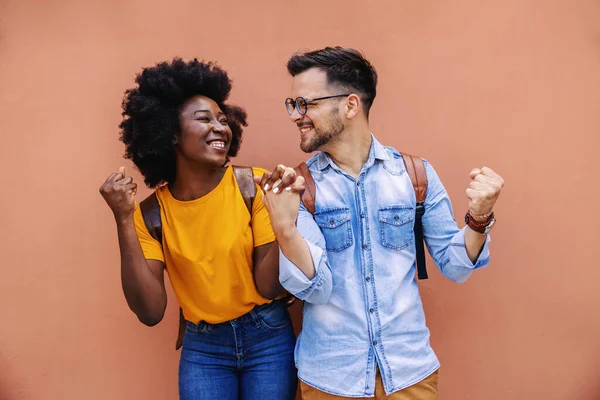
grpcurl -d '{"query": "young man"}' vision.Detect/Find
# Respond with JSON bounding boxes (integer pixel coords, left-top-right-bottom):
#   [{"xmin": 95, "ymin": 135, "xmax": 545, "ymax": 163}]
[{"xmin": 257, "ymin": 47, "xmax": 504, "ymax": 399}]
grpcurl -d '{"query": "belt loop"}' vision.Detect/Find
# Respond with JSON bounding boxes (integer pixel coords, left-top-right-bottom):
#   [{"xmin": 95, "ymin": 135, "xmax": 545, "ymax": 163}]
[
  {"xmin": 197, "ymin": 320, "xmax": 209, "ymax": 333},
  {"xmin": 249, "ymin": 307, "xmax": 259, "ymax": 322}
]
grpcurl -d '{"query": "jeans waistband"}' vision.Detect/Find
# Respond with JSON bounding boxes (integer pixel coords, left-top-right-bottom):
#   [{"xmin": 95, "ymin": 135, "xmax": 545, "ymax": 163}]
[{"xmin": 186, "ymin": 300, "xmax": 285, "ymax": 330}]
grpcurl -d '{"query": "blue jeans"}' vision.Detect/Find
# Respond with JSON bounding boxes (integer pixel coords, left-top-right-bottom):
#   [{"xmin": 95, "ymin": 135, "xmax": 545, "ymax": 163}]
[{"xmin": 178, "ymin": 301, "xmax": 297, "ymax": 400}]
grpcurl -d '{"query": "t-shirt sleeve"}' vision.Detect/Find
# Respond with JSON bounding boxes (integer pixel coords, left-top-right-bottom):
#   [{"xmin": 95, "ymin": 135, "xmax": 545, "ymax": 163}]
[
  {"xmin": 133, "ymin": 205, "xmax": 165, "ymax": 262},
  {"xmin": 251, "ymin": 167, "xmax": 276, "ymax": 247}
]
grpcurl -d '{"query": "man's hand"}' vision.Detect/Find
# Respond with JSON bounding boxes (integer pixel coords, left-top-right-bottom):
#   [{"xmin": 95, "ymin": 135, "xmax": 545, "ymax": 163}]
[
  {"xmin": 254, "ymin": 164, "xmax": 306, "ymax": 236},
  {"xmin": 255, "ymin": 164, "xmax": 303, "ymax": 194},
  {"xmin": 466, "ymin": 167, "xmax": 504, "ymax": 216},
  {"xmin": 99, "ymin": 166, "xmax": 138, "ymax": 223},
  {"xmin": 260, "ymin": 175, "xmax": 306, "ymax": 236}
]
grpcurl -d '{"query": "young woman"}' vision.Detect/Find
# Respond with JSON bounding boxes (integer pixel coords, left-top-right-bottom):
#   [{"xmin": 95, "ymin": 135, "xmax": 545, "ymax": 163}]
[{"xmin": 99, "ymin": 58, "xmax": 298, "ymax": 400}]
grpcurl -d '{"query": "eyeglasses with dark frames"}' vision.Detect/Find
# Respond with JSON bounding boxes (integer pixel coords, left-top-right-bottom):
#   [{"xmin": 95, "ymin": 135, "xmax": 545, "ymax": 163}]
[{"xmin": 285, "ymin": 94, "xmax": 350, "ymax": 115}]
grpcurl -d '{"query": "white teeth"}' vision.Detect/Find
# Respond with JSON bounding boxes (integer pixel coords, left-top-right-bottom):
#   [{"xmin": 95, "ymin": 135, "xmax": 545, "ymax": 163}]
[
  {"xmin": 209, "ymin": 141, "xmax": 225, "ymax": 149},
  {"xmin": 300, "ymin": 127, "xmax": 312, "ymax": 134}
]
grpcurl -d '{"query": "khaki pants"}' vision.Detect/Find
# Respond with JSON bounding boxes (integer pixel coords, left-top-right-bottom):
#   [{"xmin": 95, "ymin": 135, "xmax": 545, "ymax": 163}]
[{"xmin": 300, "ymin": 369, "xmax": 439, "ymax": 400}]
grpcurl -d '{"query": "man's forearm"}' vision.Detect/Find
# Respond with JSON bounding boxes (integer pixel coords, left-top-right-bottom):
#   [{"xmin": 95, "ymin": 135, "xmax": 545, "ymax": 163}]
[
  {"xmin": 464, "ymin": 226, "xmax": 487, "ymax": 263},
  {"xmin": 275, "ymin": 225, "xmax": 316, "ymax": 279}
]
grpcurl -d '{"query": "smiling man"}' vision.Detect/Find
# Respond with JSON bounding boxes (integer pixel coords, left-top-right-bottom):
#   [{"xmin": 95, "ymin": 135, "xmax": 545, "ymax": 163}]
[{"xmin": 257, "ymin": 46, "xmax": 504, "ymax": 399}]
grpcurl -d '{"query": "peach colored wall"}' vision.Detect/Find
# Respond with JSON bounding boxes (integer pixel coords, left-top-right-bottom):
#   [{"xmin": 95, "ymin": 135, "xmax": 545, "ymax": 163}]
[{"xmin": 1, "ymin": 1, "xmax": 599, "ymax": 399}]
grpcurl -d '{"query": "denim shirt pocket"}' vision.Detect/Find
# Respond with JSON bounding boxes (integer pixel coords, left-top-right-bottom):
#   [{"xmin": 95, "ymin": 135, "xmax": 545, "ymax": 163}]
[
  {"xmin": 315, "ymin": 207, "xmax": 353, "ymax": 252},
  {"xmin": 378, "ymin": 206, "xmax": 414, "ymax": 251}
]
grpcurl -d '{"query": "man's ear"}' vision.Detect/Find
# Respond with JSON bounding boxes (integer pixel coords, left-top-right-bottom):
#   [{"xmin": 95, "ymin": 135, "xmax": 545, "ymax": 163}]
[{"xmin": 345, "ymin": 94, "xmax": 361, "ymax": 119}]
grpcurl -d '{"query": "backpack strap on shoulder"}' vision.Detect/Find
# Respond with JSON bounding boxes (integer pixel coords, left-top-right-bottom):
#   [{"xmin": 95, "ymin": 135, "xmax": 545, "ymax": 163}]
[
  {"xmin": 232, "ymin": 166, "xmax": 256, "ymax": 216},
  {"xmin": 400, "ymin": 153, "xmax": 429, "ymax": 280},
  {"xmin": 401, "ymin": 153, "xmax": 427, "ymax": 203},
  {"xmin": 294, "ymin": 162, "xmax": 316, "ymax": 216},
  {"xmin": 140, "ymin": 192, "xmax": 162, "ymax": 244}
]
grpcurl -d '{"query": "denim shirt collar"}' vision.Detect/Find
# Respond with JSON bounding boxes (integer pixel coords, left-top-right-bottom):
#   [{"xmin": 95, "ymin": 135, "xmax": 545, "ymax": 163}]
[{"xmin": 315, "ymin": 133, "xmax": 390, "ymax": 171}]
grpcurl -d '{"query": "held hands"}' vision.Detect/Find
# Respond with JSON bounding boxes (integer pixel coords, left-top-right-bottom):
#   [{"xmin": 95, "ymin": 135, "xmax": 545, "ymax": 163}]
[
  {"xmin": 466, "ymin": 166, "xmax": 504, "ymax": 216},
  {"xmin": 254, "ymin": 165, "xmax": 305, "ymax": 236},
  {"xmin": 99, "ymin": 166, "xmax": 138, "ymax": 223}
]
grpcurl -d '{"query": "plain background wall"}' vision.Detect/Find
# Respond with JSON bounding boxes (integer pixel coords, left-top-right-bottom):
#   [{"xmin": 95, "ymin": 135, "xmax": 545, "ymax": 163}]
[{"xmin": 1, "ymin": 1, "xmax": 599, "ymax": 399}]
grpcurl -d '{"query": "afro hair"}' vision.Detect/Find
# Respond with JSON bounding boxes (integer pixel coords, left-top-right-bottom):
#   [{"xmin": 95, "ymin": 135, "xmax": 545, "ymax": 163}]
[{"xmin": 119, "ymin": 58, "xmax": 247, "ymax": 188}]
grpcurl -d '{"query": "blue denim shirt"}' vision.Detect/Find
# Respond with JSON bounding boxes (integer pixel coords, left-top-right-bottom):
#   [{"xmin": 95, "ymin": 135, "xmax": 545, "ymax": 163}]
[{"xmin": 279, "ymin": 135, "xmax": 491, "ymax": 397}]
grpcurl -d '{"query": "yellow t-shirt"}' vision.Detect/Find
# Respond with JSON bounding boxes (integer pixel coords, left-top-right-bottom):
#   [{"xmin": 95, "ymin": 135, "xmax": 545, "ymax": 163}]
[{"xmin": 133, "ymin": 166, "xmax": 275, "ymax": 324}]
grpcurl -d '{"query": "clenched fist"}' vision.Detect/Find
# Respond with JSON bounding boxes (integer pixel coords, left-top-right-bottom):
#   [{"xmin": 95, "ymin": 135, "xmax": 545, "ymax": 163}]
[
  {"xmin": 99, "ymin": 166, "xmax": 138, "ymax": 222},
  {"xmin": 466, "ymin": 167, "xmax": 504, "ymax": 216}
]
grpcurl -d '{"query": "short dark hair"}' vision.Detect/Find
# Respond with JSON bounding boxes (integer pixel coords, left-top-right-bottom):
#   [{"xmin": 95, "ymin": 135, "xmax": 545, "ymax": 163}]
[
  {"xmin": 286, "ymin": 46, "xmax": 378, "ymax": 117},
  {"xmin": 119, "ymin": 58, "xmax": 247, "ymax": 188}
]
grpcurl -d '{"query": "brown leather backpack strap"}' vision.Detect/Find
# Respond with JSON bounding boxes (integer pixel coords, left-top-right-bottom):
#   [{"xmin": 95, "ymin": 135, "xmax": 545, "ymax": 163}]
[
  {"xmin": 294, "ymin": 162, "xmax": 316, "ymax": 216},
  {"xmin": 233, "ymin": 166, "xmax": 256, "ymax": 216},
  {"xmin": 401, "ymin": 153, "xmax": 427, "ymax": 203},
  {"xmin": 400, "ymin": 153, "xmax": 429, "ymax": 280},
  {"xmin": 140, "ymin": 192, "xmax": 163, "ymax": 244},
  {"xmin": 175, "ymin": 308, "xmax": 186, "ymax": 350}
]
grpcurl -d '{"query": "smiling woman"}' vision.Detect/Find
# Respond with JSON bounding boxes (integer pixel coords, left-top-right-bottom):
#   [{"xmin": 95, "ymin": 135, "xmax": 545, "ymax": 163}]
[
  {"xmin": 119, "ymin": 59, "xmax": 246, "ymax": 188},
  {"xmin": 98, "ymin": 58, "xmax": 298, "ymax": 400},
  {"xmin": 176, "ymin": 95, "xmax": 234, "ymax": 175}
]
